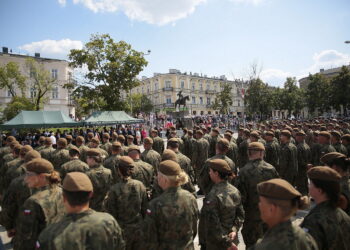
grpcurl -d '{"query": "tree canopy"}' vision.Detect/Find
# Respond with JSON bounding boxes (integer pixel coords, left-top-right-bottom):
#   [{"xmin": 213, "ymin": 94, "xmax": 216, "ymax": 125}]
[
  {"xmin": 0, "ymin": 62, "xmax": 26, "ymax": 97},
  {"xmin": 212, "ymin": 82, "xmax": 233, "ymax": 114}
]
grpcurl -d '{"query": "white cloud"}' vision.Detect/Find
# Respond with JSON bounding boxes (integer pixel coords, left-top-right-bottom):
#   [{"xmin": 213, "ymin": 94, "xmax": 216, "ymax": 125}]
[
  {"xmin": 305, "ymin": 50, "xmax": 350, "ymax": 75},
  {"xmin": 229, "ymin": 0, "xmax": 264, "ymax": 5},
  {"xmin": 58, "ymin": 0, "xmax": 67, "ymax": 6},
  {"xmin": 260, "ymin": 68, "xmax": 292, "ymax": 87},
  {"xmin": 19, "ymin": 39, "xmax": 83, "ymax": 59},
  {"xmin": 61, "ymin": 0, "xmax": 205, "ymax": 25}
]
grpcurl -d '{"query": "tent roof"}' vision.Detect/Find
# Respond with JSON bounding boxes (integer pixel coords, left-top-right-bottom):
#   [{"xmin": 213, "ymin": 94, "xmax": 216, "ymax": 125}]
[
  {"xmin": 0, "ymin": 111, "xmax": 79, "ymax": 129},
  {"xmin": 84, "ymin": 111, "xmax": 144, "ymax": 125}
]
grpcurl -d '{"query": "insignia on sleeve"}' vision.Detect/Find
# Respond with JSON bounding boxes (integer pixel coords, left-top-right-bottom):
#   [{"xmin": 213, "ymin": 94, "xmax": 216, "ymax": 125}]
[
  {"xmin": 205, "ymin": 200, "xmax": 211, "ymax": 205},
  {"xmin": 302, "ymin": 227, "xmax": 309, "ymax": 233},
  {"xmin": 35, "ymin": 241, "xmax": 40, "ymax": 248},
  {"xmin": 146, "ymin": 209, "xmax": 152, "ymax": 215},
  {"xmin": 24, "ymin": 209, "xmax": 31, "ymax": 215}
]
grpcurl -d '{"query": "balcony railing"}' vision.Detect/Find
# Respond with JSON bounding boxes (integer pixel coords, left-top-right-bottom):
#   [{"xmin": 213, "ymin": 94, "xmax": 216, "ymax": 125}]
[
  {"xmin": 163, "ymin": 103, "xmax": 175, "ymax": 108},
  {"xmin": 205, "ymin": 90, "xmax": 216, "ymax": 94},
  {"xmin": 163, "ymin": 87, "xmax": 173, "ymax": 91}
]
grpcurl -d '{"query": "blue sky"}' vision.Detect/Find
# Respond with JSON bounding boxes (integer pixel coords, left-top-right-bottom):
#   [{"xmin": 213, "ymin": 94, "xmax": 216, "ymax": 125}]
[{"xmin": 1, "ymin": 0, "xmax": 349, "ymax": 86}]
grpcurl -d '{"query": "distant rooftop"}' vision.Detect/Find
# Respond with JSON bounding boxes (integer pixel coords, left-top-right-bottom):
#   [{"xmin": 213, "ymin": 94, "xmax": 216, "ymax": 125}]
[{"xmin": 0, "ymin": 46, "xmax": 67, "ymax": 62}]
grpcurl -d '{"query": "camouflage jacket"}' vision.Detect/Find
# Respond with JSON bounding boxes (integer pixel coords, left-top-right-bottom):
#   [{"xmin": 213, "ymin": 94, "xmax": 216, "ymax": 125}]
[
  {"xmin": 192, "ymin": 138, "xmax": 209, "ymax": 169},
  {"xmin": 176, "ymin": 152, "xmax": 195, "ymax": 184},
  {"xmin": 279, "ymin": 142, "xmax": 298, "ymax": 182},
  {"xmin": 141, "ymin": 149, "xmax": 161, "ymax": 173},
  {"xmin": 238, "ymin": 139, "xmax": 249, "ymax": 169},
  {"xmin": 132, "ymin": 159, "xmax": 154, "ymax": 190},
  {"xmin": 0, "ymin": 146, "xmax": 11, "ymax": 160},
  {"xmin": 301, "ymin": 201, "xmax": 350, "ymax": 250},
  {"xmin": 103, "ymin": 154, "xmax": 120, "ymax": 183},
  {"xmin": 40, "ymin": 146, "xmax": 55, "ymax": 161},
  {"xmin": 296, "ymin": 141, "xmax": 311, "ymax": 172},
  {"xmin": 86, "ymin": 164, "xmax": 113, "ymax": 211},
  {"xmin": 312, "ymin": 144, "xmax": 336, "ymax": 166},
  {"xmin": 143, "ymin": 186, "xmax": 199, "ymax": 250},
  {"xmin": 264, "ymin": 140, "xmax": 280, "ymax": 169},
  {"xmin": 227, "ymin": 141, "xmax": 239, "ymax": 166},
  {"xmin": 3, "ymin": 163, "xmax": 26, "ymax": 192},
  {"xmin": 77, "ymin": 144, "xmax": 90, "ymax": 162},
  {"xmin": 15, "ymin": 185, "xmax": 65, "ymax": 250},
  {"xmin": 209, "ymin": 135, "xmax": 221, "ymax": 158},
  {"xmin": 236, "ymin": 159, "xmax": 279, "ymax": 219},
  {"xmin": 183, "ymin": 136, "xmax": 196, "ymax": 161},
  {"xmin": 0, "ymin": 158, "xmax": 23, "ymax": 193},
  {"xmin": 50, "ymin": 148, "xmax": 70, "ymax": 170},
  {"xmin": 38, "ymin": 209, "xmax": 125, "ymax": 250},
  {"xmin": 60, "ymin": 158, "xmax": 89, "ymax": 181},
  {"xmin": 3, "ymin": 153, "xmax": 14, "ymax": 164},
  {"xmin": 100, "ymin": 141, "xmax": 112, "ymax": 155},
  {"xmin": 333, "ymin": 142, "xmax": 348, "ymax": 156},
  {"xmin": 340, "ymin": 176, "xmax": 350, "ymax": 215},
  {"xmin": 152, "ymin": 136, "xmax": 164, "ymax": 155},
  {"xmin": 199, "ymin": 181, "xmax": 244, "ymax": 249},
  {"xmin": 250, "ymin": 220, "xmax": 318, "ymax": 250}
]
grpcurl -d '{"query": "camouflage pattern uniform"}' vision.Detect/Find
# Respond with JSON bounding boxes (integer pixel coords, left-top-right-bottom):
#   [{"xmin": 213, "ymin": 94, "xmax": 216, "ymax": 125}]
[
  {"xmin": 143, "ymin": 186, "xmax": 199, "ymax": 249},
  {"xmin": 40, "ymin": 146, "xmax": 55, "ymax": 161},
  {"xmin": 238, "ymin": 139, "xmax": 249, "ymax": 169},
  {"xmin": 141, "ymin": 149, "xmax": 161, "ymax": 173},
  {"xmin": 152, "ymin": 136, "xmax": 164, "ymax": 155},
  {"xmin": 183, "ymin": 136, "xmax": 196, "ymax": 161},
  {"xmin": 50, "ymin": 148, "xmax": 70, "ymax": 170},
  {"xmin": 104, "ymin": 178, "xmax": 148, "ymax": 250},
  {"xmin": 77, "ymin": 144, "xmax": 90, "ymax": 162},
  {"xmin": 208, "ymin": 134, "xmax": 221, "ymax": 158},
  {"xmin": 176, "ymin": 152, "xmax": 196, "ymax": 185},
  {"xmin": 86, "ymin": 164, "xmax": 113, "ymax": 211},
  {"xmin": 236, "ymin": 159, "xmax": 279, "ymax": 248},
  {"xmin": 279, "ymin": 142, "xmax": 298, "ymax": 185},
  {"xmin": 0, "ymin": 146, "xmax": 11, "ymax": 160},
  {"xmin": 3, "ymin": 153, "xmax": 14, "ymax": 164},
  {"xmin": 3, "ymin": 163, "xmax": 26, "ymax": 192},
  {"xmin": 333, "ymin": 142, "xmax": 348, "ymax": 156},
  {"xmin": 103, "ymin": 154, "xmax": 121, "ymax": 183},
  {"xmin": 296, "ymin": 140, "xmax": 311, "ymax": 195},
  {"xmin": 199, "ymin": 181, "xmax": 244, "ymax": 249},
  {"xmin": 100, "ymin": 141, "xmax": 112, "ymax": 155},
  {"xmin": 192, "ymin": 137, "xmax": 209, "ymax": 183},
  {"xmin": 250, "ymin": 220, "xmax": 318, "ymax": 250},
  {"xmin": 60, "ymin": 159, "xmax": 89, "ymax": 181},
  {"xmin": 14, "ymin": 185, "xmax": 65, "ymax": 250},
  {"xmin": 38, "ymin": 209, "xmax": 125, "ymax": 250},
  {"xmin": 264, "ymin": 140, "xmax": 280, "ymax": 170},
  {"xmin": 0, "ymin": 158, "xmax": 24, "ymax": 193},
  {"xmin": 340, "ymin": 176, "xmax": 350, "ymax": 215},
  {"xmin": 301, "ymin": 201, "xmax": 350, "ymax": 250},
  {"xmin": 199, "ymin": 155, "xmax": 236, "ymax": 195},
  {"xmin": 313, "ymin": 143, "xmax": 336, "ymax": 166},
  {"xmin": 226, "ymin": 141, "xmax": 239, "ymax": 166},
  {"xmin": 311, "ymin": 143, "xmax": 321, "ymax": 166},
  {"xmin": 132, "ymin": 159, "xmax": 154, "ymax": 191}
]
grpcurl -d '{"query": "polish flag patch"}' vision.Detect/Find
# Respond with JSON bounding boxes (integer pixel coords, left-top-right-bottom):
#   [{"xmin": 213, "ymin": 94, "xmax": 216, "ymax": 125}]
[
  {"xmin": 24, "ymin": 210, "xmax": 31, "ymax": 215},
  {"xmin": 146, "ymin": 209, "xmax": 152, "ymax": 215},
  {"xmin": 35, "ymin": 241, "xmax": 40, "ymax": 248}
]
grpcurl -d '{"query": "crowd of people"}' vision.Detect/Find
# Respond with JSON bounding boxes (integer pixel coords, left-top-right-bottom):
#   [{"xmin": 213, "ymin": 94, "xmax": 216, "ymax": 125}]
[{"xmin": 0, "ymin": 118, "xmax": 349, "ymax": 249}]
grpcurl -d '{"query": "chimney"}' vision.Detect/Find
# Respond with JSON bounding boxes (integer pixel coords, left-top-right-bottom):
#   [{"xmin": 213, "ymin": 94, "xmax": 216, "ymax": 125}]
[
  {"xmin": 320, "ymin": 68, "xmax": 324, "ymax": 72},
  {"xmin": 35, "ymin": 53, "xmax": 40, "ymax": 58},
  {"xmin": 2, "ymin": 47, "xmax": 8, "ymax": 54}
]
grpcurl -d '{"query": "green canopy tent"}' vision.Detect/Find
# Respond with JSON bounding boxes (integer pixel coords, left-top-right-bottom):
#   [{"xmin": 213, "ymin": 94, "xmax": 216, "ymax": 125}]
[
  {"xmin": 83, "ymin": 111, "xmax": 144, "ymax": 126},
  {"xmin": 0, "ymin": 110, "xmax": 80, "ymax": 129}
]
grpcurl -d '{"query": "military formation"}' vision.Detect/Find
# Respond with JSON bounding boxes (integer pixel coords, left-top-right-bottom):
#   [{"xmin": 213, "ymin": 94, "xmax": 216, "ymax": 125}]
[{"xmin": 0, "ymin": 119, "xmax": 349, "ymax": 250}]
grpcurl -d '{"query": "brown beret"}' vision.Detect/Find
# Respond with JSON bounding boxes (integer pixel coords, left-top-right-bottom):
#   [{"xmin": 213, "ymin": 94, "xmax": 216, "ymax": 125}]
[
  {"xmin": 307, "ymin": 166, "xmax": 341, "ymax": 182},
  {"xmin": 224, "ymin": 133, "xmax": 232, "ymax": 140},
  {"xmin": 69, "ymin": 145, "xmax": 80, "ymax": 155},
  {"xmin": 265, "ymin": 131, "xmax": 274, "ymax": 137},
  {"xmin": 63, "ymin": 172, "xmax": 93, "ymax": 192},
  {"xmin": 296, "ymin": 130, "xmax": 306, "ymax": 136},
  {"xmin": 87, "ymin": 132, "xmax": 94, "ymax": 138},
  {"xmin": 128, "ymin": 145, "xmax": 140, "ymax": 153},
  {"xmin": 127, "ymin": 135, "xmax": 134, "ymax": 140},
  {"xmin": 280, "ymin": 130, "xmax": 291, "ymax": 138},
  {"xmin": 6, "ymin": 136, "xmax": 16, "ymax": 143},
  {"xmin": 313, "ymin": 130, "xmax": 320, "ymax": 136},
  {"xmin": 159, "ymin": 160, "xmax": 181, "ymax": 176},
  {"xmin": 226, "ymin": 130, "xmax": 234, "ymax": 135},
  {"xmin": 250, "ymin": 131, "xmax": 260, "ymax": 139},
  {"xmin": 66, "ymin": 135, "xmax": 73, "ymax": 140},
  {"xmin": 168, "ymin": 138, "xmax": 179, "ymax": 143},
  {"xmin": 319, "ymin": 131, "xmax": 331, "ymax": 139},
  {"xmin": 39, "ymin": 136, "xmax": 45, "ymax": 143},
  {"xmin": 212, "ymin": 128, "xmax": 220, "ymax": 134},
  {"xmin": 342, "ymin": 134, "xmax": 350, "ymax": 141},
  {"xmin": 217, "ymin": 138, "xmax": 230, "ymax": 149},
  {"xmin": 248, "ymin": 142, "xmax": 265, "ymax": 151},
  {"xmin": 57, "ymin": 138, "xmax": 67, "ymax": 147},
  {"xmin": 119, "ymin": 155, "xmax": 134, "ymax": 166},
  {"xmin": 76, "ymin": 136, "xmax": 84, "ymax": 143},
  {"xmin": 209, "ymin": 159, "xmax": 231, "ymax": 174},
  {"xmin": 9, "ymin": 141, "xmax": 19, "ymax": 148},
  {"xmin": 196, "ymin": 130, "xmax": 204, "ymax": 136},
  {"xmin": 24, "ymin": 150, "xmax": 41, "ymax": 162},
  {"xmin": 258, "ymin": 178, "xmax": 301, "ymax": 200},
  {"xmin": 111, "ymin": 141, "xmax": 122, "ymax": 151},
  {"xmin": 91, "ymin": 138, "xmax": 100, "ymax": 144},
  {"xmin": 330, "ymin": 131, "xmax": 341, "ymax": 138},
  {"xmin": 320, "ymin": 152, "xmax": 346, "ymax": 165},
  {"xmin": 44, "ymin": 137, "xmax": 52, "ymax": 145},
  {"xmin": 144, "ymin": 137, "xmax": 153, "ymax": 144},
  {"xmin": 187, "ymin": 130, "xmax": 193, "ymax": 136},
  {"xmin": 13, "ymin": 144, "xmax": 22, "ymax": 154},
  {"xmin": 86, "ymin": 148, "xmax": 101, "ymax": 157},
  {"xmin": 20, "ymin": 145, "xmax": 33, "ymax": 156},
  {"xmin": 117, "ymin": 135, "xmax": 125, "ymax": 141},
  {"xmin": 25, "ymin": 158, "xmax": 53, "ymax": 174},
  {"xmin": 162, "ymin": 149, "xmax": 178, "ymax": 162},
  {"xmin": 170, "ymin": 131, "xmax": 177, "ymax": 136},
  {"xmin": 151, "ymin": 129, "xmax": 158, "ymax": 134},
  {"xmin": 102, "ymin": 133, "xmax": 110, "ymax": 139}
]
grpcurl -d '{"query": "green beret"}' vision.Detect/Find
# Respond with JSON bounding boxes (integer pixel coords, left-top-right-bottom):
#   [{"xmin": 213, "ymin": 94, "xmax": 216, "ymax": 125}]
[
  {"xmin": 307, "ymin": 166, "xmax": 341, "ymax": 182},
  {"xmin": 63, "ymin": 172, "xmax": 93, "ymax": 192}
]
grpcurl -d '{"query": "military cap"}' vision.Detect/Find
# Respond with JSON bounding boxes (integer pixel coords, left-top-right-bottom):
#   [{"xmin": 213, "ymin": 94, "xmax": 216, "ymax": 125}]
[
  {"xmin": 24, "ymin": 150, "xmax": 41, "ymax": 162},
  {"xmin": 69, "ymin": 145, "xmax": 80, "ymax": 155},
  {"xmin": 118, "ymin": 156, "xmax": 135, "ymax": 167},
  {"xmin": 243, "ymin": 129, "xmax": 251, "ymax": 135},
  {"xmin": 280, "ymin": 130, "xmax": 291, "ymax": 138},
  {"xmin": 151, "ymin": 129, "xmax": 158, "ymax": 134},
  {"xmin": 330, "ymin": 131, "xmax": 341, "ymax": 138},
  {"xmin": 250, "ymin": 131, "xmax": 260, "ymax": 139},
  {"xmin": 44, "ymin": 137, "xmax": 53, "ymax": 145},
  {"xmin": 217, "ymin": 138, "xmax": 230, "ymax": 149},
  {"xmin": 183, "ymin": 128, "xmax": 188, "ymax": 133},
  {"xmin": 313, "ymin": 130, "xmax": 320, "ymax": 136},
  {"xmin": 39, "ymin": 136, "xmax": 45, "ymax": 143},
  {"xmin": 143, "ymin": 137, "xmax": 153, "ymax": 144},
  {"xmin": 13, "ymin": 144, "xmax": 22, "ymax": 154},
  {"xmin": 127, "ymin": 135, "xmax": 134, "ymax": 140},
  {"xmin": 20, "ymin": 145, "xmax": 33, "ymax": 156},
  {"xmin": 25, "ymin": 158, "xmax": 54, "ymax": 174},
  {"xmin": 168, "ymin": 138, "xmax": 179, "ymax": 143},
  {"xmin": 212, "ymin": 128, "xmax": 220, "ymax": 134},
  {"xmin": 296, "ymin": 130, "xmax": 306, "ymax": 136},
  {"xmin": 9, "ymin": 141, "xmax": 19, "ymax": 148},
  {"xmin": 187, "ymin": 130, "xmax": 193, "ymax": 136},
  {"xmin": 320, "ymin": 152, "xmax": 346, "ymax": 165},
  {"xmin": 162, "ymin": 149, "xmax": 178, "ymax": 162},
  {"xmin": 201, "ymin": 127, "xmax": 207, "ymax": 132},
  {"xmin": 117, "ymin": 135, "xmax": 125, "ymax": 141},
  {"xmin": 57, "ymin": 138, "xmax": 68, "ymax": 147},
  {"xmin": 6, "ymin": 136, "xmax": 16, "ymax": 143},
  {"xmin": 226, "ymin": 129, "xmax": 234, "ymax": 135},
  {"xmin": 342, "ymin": 134, "xmax": 350, "ymax": 141},
  {"xmin": 170, "ymin": 126, "xmax": 176, "ymax": 130},
  {"xmin": 86, "ymin": 148, "xmax": 101, "ymax": 157},
  {"xmin": 319, "ymin": 131, "xmax": 331, "ymax": 139},
  {"xmin": 159, "ymin": 160, "xmax": 181, "ymax": 176},
  {"xmin": 196, "ymin": 130, "xmax": 204, "ymax": 135},
  {"xmin": 224, "ymin": 132, "xmax": 232, "ymax": 140},
  {"xmin": 209, "ymin": 159, "xmax": 231, "ymax": 174},
  {"xmin": 65, "ymin": 135, "xmax": 73, "ymax": 140},
  {"xmin": 128, "ymin": 145, "xmax": 140, "ymax": 153},
  {"xmin": 170, "ymin": 131, "xmax": 177, "ymax": 136},
  {"xmin": 111, "ymin": 141, "xmax": 122, "ymax": 149},
  {"xmin": 63, "ymin": 172, "xmax": 93, "ymax": 192},
  {"xmin": 307, "ymin": 166, "xmax": 341, "ymax": 182},
  {"xmin": 257, "ymin": 178, "xmax": 301, "ymax": 200},
  {"xmin": 90, "ymin": 138, "xmax": 100, "ymax": 144},
  {"xmin": 76, "ymin": 136, "xmax": 85, "ymax": 143},
  {"xmin": 293, "ymin": 128, "xmax": 299, "ymax": 132},
  {"xmin": 265, "ymin": 131, "xmax": 274, "ymax": 137},
  {"xmin": 87, "ymin": 132, "xmax": 94, "ymax": 138},
  {"xmin": 112, "ymin": 132, "xmax": 118, "ymax": 138},
  {"xmin": 102, "ymin": 133, "xmax": 110, "ymax": 139},
  {"xmin": 248, "ymin": 142, "xmax": 265, "ymax": 151}
]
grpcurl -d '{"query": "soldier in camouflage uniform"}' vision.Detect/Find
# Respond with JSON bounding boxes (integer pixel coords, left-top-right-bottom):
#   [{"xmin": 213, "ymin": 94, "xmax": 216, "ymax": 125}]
[
  {"xmin": 65, "ymin": 135, "xmax": 75, "ymax": 151},
  {"xmin": 85, "ymin": 149, "xmax": 113, "ymax": 211},
  {"xmin": 236, "ymin": 127, "xmax": 244, "ymax": 146},
  {"xmin": 104, "ymin": 156, "xmax": 148, "ymax": 250},
  {"xmin": 50, "ymin": 138, "xmax": 70, "ymax": 171},
  {"xmin": 0, "ymin": 143, "xmax": 21, "ymax": 191},
  {"xmin": 60, "ymin": 146, "xmax": 89, "ymax": 181},
  {"xmin": 208, "ymin": 128, "xmax": 222, "ymax": 158},
  {"xmin": 224, "ymin": 132, "xmax": 239, "ymax": 166},
  {"xmin": 236, "ymin": 142, "xmax": 279, "ymax": 248},
  {"xmin": 116, "ymin": 135, "xmax": 128, "ymax": 156},
  {"xmin": 341, "ymin": 134, "xmax": 350, "ymax": 157},
  {"xmin": 169, "ymin": 131, "xmax": 185, "ymax": 154},
  {"xmin": 238, "ymin": 129, "xmax": 250, "ymax": 169},
  {"xmin": 34, "ymin": 136, "xmax": 46, "ymax": 152},
  {"xmin": 150, "ymin": 129, "xmax": 164, "ymax": 155},
  {"xmin": 100, "ymin": 133, "xmax": 112, "ymax": 155},
  {"xmin": 183, "ymin": 130, "xmax": 196, "ymax": 161},
  {"xmin": 312, "ymin": 131, "xmax": 336, "ymax": 166},
  {"xmin": 75, "ymin": 136, "xmax": 90, "ymax": 162},
  {"xmin": 310, "ymin": 130, "xmax": 321, "ymax": 165},
  {"xmin": 0, "ymin": 136, "xmax": 16, "ymax": 160},
  {"xmin": 279, "ymin": 130, "xmax": 298, "ymax": 185},
  {"xmin": 295, "ymin": 131, "xmax": 311, "ymax": 195},
  {"xmin": 264, "ymin": 131, "xmax": 280, "ymax": 170},
  {"xmin": 192, "ymin": 130, "xmax": 209, "ymax": 185},
  {"xmin": 15, "ymin": 159, "xmax": 65, "ymax": 250},
  {"xmin": 38, "ymin": 172, "xmax": 125, "ymax": 250},
  {"xmin": 331, "ymin": 131, "xmax": 348, "ymax": 155},
  {"xmin": 301, "ymin": 167, "xmax": 350, "ymax": 250},
  {"xmin": 199, "ymin": 159, "xmax": 244, "ymax": 250},
  {"xmin": 40, "ymin": 137, "xmax": 55, "ymax": 161},
  {"xmin": 141, "ymin": 137, "xmax": 161, "ymax": 173},
  {"xmin": 199, "ymin": 139, "xmax": 236, "ymax": 195},
  {"xmin": 2, "ymin": 141, "xmax": 19, "ymax": 165},
  {"xmin": 89, "ymin": 138, "xmax": 109, "ymax": 160},
  {"xmin": 250, "ymin": 178, "xmax": 318, "ymax": 250},
  {"xmin": 143, "ymin": 160, "xmax": 199, "ymax": 249},
  {"xmin": 103, "ymin": 142, "xmax": 122, "ymax": 183}
]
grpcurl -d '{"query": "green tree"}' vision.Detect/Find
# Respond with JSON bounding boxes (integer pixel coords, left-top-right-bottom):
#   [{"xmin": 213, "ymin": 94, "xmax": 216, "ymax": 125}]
[
  {"xmin": 126, "ymin": 94, "xmax": 154, "ymax": 115},
  {"xmin": 0, "ymin": 62, "xmax": 26, "ymax": 97},
  {"xmin": 2, "ymin": 96, "xmax": 35, "ymax": 121},
  {"xmin": 26, "ymin": 58, "xmax": 57, "ymax": 110},
  {"xmin": 212, "ymin": 82, "xmax": 233, "ymax": 114},
  {"xmin": 330, "ymin": 66, "xmax": 350, "ymax": 115},
  {"xmin": 68, "ymin": 33, "xmax": 148, "ymax": 111},
  {"xmin": 305, "ymin": 73, "xmax": 331, "ymax": 115},
  {"xmin": 279, "ymin": 77, "xmax": 305, "ymax": 118}
]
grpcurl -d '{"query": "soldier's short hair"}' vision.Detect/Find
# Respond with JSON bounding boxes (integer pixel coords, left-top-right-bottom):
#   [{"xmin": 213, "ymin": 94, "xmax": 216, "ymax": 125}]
[{"xmin": 63, "ymin": 190, "xmax": 91, "ymax": 206}]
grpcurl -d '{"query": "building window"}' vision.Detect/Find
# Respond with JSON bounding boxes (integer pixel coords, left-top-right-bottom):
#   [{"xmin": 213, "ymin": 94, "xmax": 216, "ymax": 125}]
[
  {"xmin": 147, "ymin": 88, "xmax": 150, "ymax": 93},
  {"xmin": 155, "ymin": 82, "xmax": 159, "ymax": 91},
  {"xmin": 165, "ymin": 80, "xmax": 171, "ymax": 88},
  {"xmin": 200, "ymin": 97, "xmax": 203, "ymax": 104},
  {"xmin": 192, "ymin": 82, "xmax": 195, "ymax": 91},
  {"xmin": 51, "ymin": 69, "xmax": 58, "ymax": 79},
  {"xmin": 52, "ymin": 86, "xmax": 59, "ymax": 99},
  {"xmin": 238, "ymin": 100, "xmax": 240, "ymax": 107},
  {"xmin": 180, "ymin": 81, "xmax": 185, "ymax": 89},
  {"xmin": 192, "ymin": 96, "xmax": 196, "ymax": 104},
  {"xmin": 214, "ymin": 85, "xmax": 217, "ymax": 92},
  {"xmin": 200, "ymin": 111, "xmax": 204, "ymax": 115},
  {"xmin": 166, "ymin": 96, "xmax": 171, "ymax": 104},
  {"xmin": 199, "ymin": 82, "xmax": 203, "ymax": 91},
  {"xmin": 207, "ymin": 97, "xmax": 211, "ymax": 105},
  {"xmin": 206, "ymin": 83, "xmax": 210, "ymax": 90},
  {"xmin": 30, "ymin": 88, "xmax": 37, "ymax": 98},
  {"xmin": 30, "ymin": 68, "xmax": 36, "ymax": 78}
]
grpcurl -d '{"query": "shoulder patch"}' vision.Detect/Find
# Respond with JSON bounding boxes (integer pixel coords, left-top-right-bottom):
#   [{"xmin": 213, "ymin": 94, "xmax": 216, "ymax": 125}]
[
  {"xmin": 146, "ymin": 209, "xmax": 152, "ymax": 215},
  {"xmin": 302, "ymin": 227, "xmax": 309, "ymax": 233},
  {"xmin": 36, "ymin": 241, "xmax": 40, "ymax": 248},
  {"xmin": 24, "ymin": 209, "xmax": 31, "ymax": 215}
]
